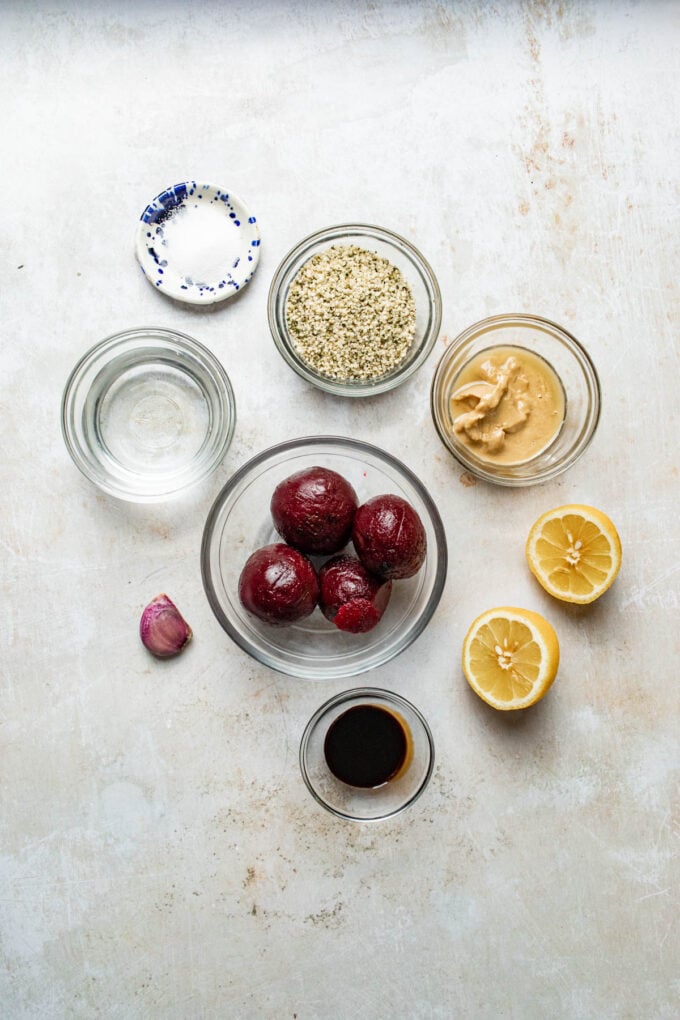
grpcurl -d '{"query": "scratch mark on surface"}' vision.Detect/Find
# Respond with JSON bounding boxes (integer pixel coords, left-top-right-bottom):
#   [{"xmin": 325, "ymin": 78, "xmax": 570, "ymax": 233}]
[
  {"xmin": 636, "ymin": 887, "xmax": 669, "ymax": 902},
  {"xmin": 621, "ymin": 561, "xmax": 680, "ymax": 609}
]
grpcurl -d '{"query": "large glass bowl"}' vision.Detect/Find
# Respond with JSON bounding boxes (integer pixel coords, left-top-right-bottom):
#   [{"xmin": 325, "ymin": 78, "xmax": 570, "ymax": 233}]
[
  {"xmin": 430, "ymin": 313, "xmax": 601, "ymax": 486},
  {"xmin": 268, "ymin": 224, "xmax": 442, "ymax": 397},
  {"xmin": 61, "ymin": 327, "xmax": 236, "ymax": 502},
  {"xmin": 201, "ymin": 436, "xmax": 448, "ymax": 680}
]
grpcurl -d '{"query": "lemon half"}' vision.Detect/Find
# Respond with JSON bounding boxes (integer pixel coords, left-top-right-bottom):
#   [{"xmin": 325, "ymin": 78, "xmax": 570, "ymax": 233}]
[
  {"xmin": 526, "ymin": 504, "xmax": 622, "ymax": 605},
  {"xmin": 462, "ymin": 607, "xmax": 560, "ymax": 711}
]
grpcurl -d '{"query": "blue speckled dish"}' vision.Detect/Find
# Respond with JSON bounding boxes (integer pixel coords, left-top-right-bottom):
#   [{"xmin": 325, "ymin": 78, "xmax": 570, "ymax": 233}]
[{"xmin": 135, "ymin": 181, "xmax": 261, "ymax": 305}]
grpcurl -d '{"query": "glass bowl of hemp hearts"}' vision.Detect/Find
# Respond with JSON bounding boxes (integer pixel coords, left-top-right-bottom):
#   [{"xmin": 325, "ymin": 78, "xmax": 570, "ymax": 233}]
[{"xmin": 268, "ymin": 224, "xmax": 442, "ymax": 396}]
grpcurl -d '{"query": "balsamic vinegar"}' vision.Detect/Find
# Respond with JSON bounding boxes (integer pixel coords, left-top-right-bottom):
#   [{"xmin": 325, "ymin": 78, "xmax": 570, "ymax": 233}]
[{"xmin": 323, "ymin": 704, "xmax": 410, "ymax": 788}]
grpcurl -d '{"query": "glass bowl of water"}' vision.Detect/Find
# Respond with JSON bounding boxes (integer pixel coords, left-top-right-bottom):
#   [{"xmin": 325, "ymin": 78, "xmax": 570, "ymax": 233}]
[{"xmin": 61, "ymin": 327, "xmax": 236, "ymax": 502}]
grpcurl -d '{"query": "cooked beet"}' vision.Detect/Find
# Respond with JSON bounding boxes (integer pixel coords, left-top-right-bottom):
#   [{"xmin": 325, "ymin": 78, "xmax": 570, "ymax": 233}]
[
  {"xmin": 270, "ymin": 466, "xmax": 358, "ymax": 555},
  {"xmin": 318, "ymin": 554, "xmax": 392, "ymax": 633},
  {"xmin": 352, "ymin": 494, "xmax": 427, "ymax": 580},
  {"xmin": 334, "ymin": 598, "xmax": 383, "ymax": 634},
  {"xmin": 238, "ymin": 543, "xmax": 319, "ymax": 626}
]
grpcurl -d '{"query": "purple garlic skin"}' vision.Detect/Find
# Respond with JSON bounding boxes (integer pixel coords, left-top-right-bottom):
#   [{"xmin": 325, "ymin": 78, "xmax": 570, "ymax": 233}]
[{"xmin": 140, "ymin": 594, "xmax": 192, "ymax": 658}]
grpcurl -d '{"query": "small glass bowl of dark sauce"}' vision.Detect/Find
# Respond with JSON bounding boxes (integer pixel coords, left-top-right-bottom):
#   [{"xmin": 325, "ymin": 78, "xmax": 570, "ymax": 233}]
[{"xmin": 299, "ymin": 688, "xmax": 434, "ymax": 821}]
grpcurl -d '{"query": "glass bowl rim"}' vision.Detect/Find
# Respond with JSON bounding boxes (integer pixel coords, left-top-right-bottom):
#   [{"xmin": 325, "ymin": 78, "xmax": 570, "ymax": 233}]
[
  {"xmin": 60, "ymin": 325, "xmax": 236, "ymax": 502},
  {"xmin": 267, "ymin": 222, "xmax": 443, "ymax": 397},
  {"xmin": 430, "ymin": 311, "xmax": 601, "ymax": 487},
  {"xmin": 298, "ymin": 685, "xmax": 436, "ymax": 821},
  {"xmin": 200, "ymin": 434, "xmax": 449, "ymax": 679}
]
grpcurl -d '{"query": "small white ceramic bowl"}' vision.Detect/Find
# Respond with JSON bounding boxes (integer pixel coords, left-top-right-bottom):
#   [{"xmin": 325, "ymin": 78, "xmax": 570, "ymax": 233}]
[{"xmin": 135, "ymin": 181, "xmax": 261, "ymax": 304}]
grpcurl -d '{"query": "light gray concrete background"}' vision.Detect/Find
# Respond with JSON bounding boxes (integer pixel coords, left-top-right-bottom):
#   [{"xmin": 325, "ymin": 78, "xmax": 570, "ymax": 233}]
[{"xmin": 1, "ymin": 1, "xmax": 678, "ymax": 1017}]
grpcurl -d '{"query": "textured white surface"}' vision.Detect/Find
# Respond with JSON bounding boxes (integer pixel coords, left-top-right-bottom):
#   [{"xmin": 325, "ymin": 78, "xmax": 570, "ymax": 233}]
[{"xmin": 1, "ymin": 2, "xmax": 679, "ymax": 1017}]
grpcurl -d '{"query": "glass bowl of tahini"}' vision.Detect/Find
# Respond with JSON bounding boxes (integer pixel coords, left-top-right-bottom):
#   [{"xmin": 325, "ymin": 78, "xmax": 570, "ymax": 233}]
[
  {"xmin": 430, "ymin": 314, "xmax": 601, "ymax": 486},
  {"xmin": 268, "ymin": 224, "xmax": 442, "ymax": 397}
]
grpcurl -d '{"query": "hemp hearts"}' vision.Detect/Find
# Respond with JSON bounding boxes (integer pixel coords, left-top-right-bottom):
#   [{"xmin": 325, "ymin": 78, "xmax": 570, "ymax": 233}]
[{"xmin": 285, "ymin": 244, "xmax": 416, "ymax": 382}]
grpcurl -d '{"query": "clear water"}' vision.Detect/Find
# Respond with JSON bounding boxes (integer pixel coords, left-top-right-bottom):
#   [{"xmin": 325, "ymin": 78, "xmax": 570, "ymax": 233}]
[{"xmin": 83, "ymin": 349, "xmax": 213, "ymax": 494}]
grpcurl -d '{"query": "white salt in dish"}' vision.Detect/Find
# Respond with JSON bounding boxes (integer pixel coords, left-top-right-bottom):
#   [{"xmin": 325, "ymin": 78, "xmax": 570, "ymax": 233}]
[{"xmin": 135, "ymin": 181, "xmax": 261, "ymax": 305}]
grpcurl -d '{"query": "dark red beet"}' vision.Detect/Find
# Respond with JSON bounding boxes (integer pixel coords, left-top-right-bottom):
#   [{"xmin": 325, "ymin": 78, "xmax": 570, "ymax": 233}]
[
  {"xmin": 238, "ymin": 543, "xmax": 319, "ymax": 626},
  {"xmin": 270, "ymin": 466, "xmax": 358, "ymax": 555},
  {"xmin": 318, "ymin": 554, "xmax": 392, "ymax": 633},
  {"xmin": 334, "ymin": 599, "xmax": 382, "ymax": 634},
  {"xmin": 352, "ymin": 494, "xmax": 427, "ymax": 580}
]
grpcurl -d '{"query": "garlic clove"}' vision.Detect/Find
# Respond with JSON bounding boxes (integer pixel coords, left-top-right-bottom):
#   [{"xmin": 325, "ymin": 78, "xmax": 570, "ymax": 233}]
[{"xmin": 140, "ymin": 593, "xmax": 192, "ymax": 659}]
